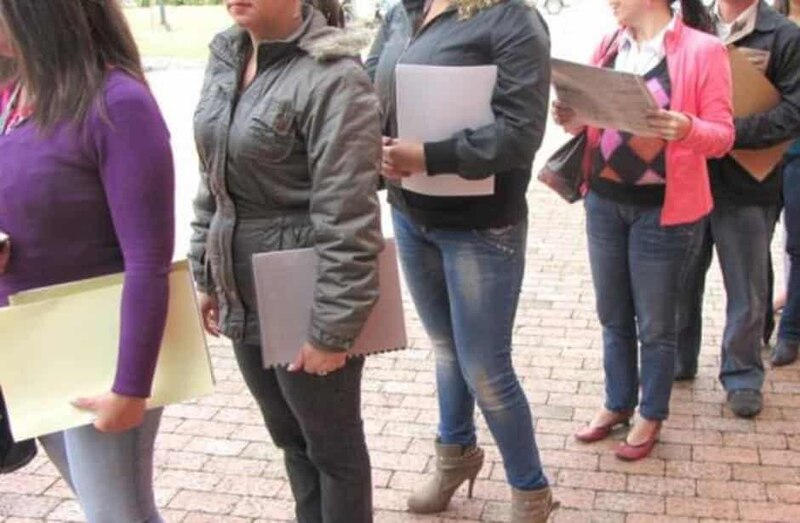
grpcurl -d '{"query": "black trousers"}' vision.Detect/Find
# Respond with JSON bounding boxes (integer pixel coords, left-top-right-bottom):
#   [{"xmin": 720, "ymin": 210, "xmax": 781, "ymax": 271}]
[{"xmin": 233, "ymin": 343, "xmax": 372, "ymax": 523}]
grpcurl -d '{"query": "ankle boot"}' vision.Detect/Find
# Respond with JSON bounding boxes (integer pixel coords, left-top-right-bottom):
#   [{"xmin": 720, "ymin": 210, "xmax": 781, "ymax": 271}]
[
  {"xmin": 407, "ymin": 441, "xmax": 484, "ymax": 514},
  {"xmin": 511, "ymin": 486, "xmax": 560, "ymax": 523}
]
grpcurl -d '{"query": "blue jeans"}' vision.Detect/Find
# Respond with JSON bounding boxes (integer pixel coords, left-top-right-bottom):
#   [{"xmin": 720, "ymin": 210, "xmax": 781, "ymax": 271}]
[
  {"xmin": 676, "ymin": 203, "xmax": 778, "ymax": 391},
  {"xmin": 779, "ymin": 158, "xmax": 800, "ymax": 343},
  {"xmin": 392, "ymin": 209, "xmax": 547, "ymax": 491},
  {"xmin": 39, "ymin": 409, "xmax": 163, "ymax": 523},
  {"xmin": 586, "ymin": 192, "xmax": 702, "ymax": 421}
]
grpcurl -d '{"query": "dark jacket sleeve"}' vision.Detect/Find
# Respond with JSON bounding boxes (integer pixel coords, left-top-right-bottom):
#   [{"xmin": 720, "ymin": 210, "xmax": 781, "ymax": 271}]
[
  {"xmin": 734, "ymin": 23, "xmax": 800, "ymax": 149},
  {"xmin": 424, "ymin": 3, "xmax": 551, "ymax": 179},
  {"xmin": 301, "ymin": 63, "xmax": 384, "ymax": 352}
]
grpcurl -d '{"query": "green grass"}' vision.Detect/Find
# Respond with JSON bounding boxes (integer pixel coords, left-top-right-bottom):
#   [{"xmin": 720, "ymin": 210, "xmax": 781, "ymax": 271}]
[{"xmin": 124, "ymin": 5, "xmax": 230, "ymax": 61}]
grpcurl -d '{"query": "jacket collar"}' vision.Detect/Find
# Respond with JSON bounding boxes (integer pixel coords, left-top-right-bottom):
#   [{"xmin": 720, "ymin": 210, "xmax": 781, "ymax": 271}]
[
  {"xmin": 602, "ymin": 16, "xmax": 687, "ymax": 64},
  {"xmin": 662, "ymin": 14, "xmax": 687, "ymax": 51},
  {"xmin": 754, "ymin": 0, "xmax": 783, "ymax": 32},
  {"xmin": 710, "ymin": 1, "xmax": 781, "ymax": 39},
  {"xmin": 620, "ymin": 14, "xmax": 677, "ymax": 55}
]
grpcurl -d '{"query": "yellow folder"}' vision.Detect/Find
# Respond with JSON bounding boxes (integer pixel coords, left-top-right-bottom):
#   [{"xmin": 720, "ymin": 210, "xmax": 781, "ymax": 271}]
[
  {"xmin": 0, "ymin": 261, "xmax": 214, "ymax": 441},
  {"xmin": 728, "ymin": 47, "xmax": 792, "ymax": 182}
]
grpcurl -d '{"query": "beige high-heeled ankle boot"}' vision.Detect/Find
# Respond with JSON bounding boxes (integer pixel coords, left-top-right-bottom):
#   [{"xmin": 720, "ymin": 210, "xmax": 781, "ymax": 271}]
[
  {"xmin": 511, "ymin": 486, "xmax": 560, "ymax": 523},
  {"xmin": 407, "ymin": 441, "xmax": 484, "ymax": 514}
]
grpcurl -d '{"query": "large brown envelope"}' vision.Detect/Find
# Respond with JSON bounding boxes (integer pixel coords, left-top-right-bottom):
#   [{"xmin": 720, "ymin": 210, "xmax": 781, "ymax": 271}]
[{"xmin": 728, "ymin": 47, "xmax": 791, "ymax": 182}]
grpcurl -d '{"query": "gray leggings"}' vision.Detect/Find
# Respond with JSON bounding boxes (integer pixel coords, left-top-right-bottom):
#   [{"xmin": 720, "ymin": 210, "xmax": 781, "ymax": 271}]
[{"xmin": 39, "ymin": 408, "xmax": 163, "ymax": 523}]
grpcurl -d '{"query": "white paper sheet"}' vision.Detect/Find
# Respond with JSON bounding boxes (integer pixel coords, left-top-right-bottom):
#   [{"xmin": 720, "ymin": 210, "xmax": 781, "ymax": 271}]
[
  {"xmin": 551, "ymin": 58, "xmax": 659, "ymax": 137},
  {"xmin": 395, "ymin": 64, "xmax": 497, "ymax": 197},
  {"xmin": 252, "ymin": 240, "xmax": 407, "ymax": 368},
  {"xmin": 0, "ymin": 261, "xmax": 214, "ymax": 441}
]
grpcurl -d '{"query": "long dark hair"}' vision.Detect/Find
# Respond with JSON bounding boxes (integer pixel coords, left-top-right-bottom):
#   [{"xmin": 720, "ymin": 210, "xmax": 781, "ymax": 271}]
[
  {"xmin": 0, "ymin": 0, "xmax": 144, "ymax": 130},
  {"xmin": 679, "ymin": 0, "xmax": 715, "ymax": 34},
  {"xmin": 310, "ymin": 0, "xmax": 345, "ymax": 28}
]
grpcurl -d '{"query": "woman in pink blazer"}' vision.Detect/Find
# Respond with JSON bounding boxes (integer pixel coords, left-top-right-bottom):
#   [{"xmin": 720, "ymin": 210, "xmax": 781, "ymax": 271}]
[{"xmin": 553, "ymin": 0, "xmax": 734, "ymax": 461}]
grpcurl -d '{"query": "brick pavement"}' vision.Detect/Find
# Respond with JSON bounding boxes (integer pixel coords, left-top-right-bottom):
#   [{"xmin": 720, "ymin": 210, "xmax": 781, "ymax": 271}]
[
  {"xmin": 3, "ymin": 170, "xmax": 799, "ymax": 522},
  {"xmin": 3, "ymin": 3, "xmax": 800, "ymax": 523}
]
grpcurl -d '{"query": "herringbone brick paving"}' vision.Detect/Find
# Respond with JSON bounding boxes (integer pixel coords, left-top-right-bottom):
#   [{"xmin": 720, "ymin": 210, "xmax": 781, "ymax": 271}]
[{"xmin": 3, "ymin": 174, "xmax": 799, "ymax": 522}]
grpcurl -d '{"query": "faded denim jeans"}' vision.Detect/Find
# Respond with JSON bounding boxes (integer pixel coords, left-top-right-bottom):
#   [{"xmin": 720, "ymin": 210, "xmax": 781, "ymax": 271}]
[
  {"xmin": 676, "ymin": 203, "xmax": 778, "ymax": 391},
  {"xmin": 392, "ymin": 208, "xmax": 547, "ymax": 490},
  {"xmin": 779, "ymin": 158, "xmax": 800, "ymax": 343},
  {"xmin": 39, "ymin": 408, "xmax": 164, "ymax": 523},
  {"xmin": 585, "ymin": 192, "xmax": 703, "ymax": 421}
]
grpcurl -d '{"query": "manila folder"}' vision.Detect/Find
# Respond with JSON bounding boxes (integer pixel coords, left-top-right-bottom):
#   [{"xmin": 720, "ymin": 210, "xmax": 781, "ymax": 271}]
[
  {"xmin": 0, "ymin": 261, "xmax": 214, "ymax": 441},
  {"xmin": 729, "ymin": 47, "xmax": 791, "ymax": 182}
]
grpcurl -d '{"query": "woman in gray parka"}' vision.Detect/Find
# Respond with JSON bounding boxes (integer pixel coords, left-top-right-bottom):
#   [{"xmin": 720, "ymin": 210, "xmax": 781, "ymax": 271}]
[{"xmin": 189, "ymin": 1, "xmax": 382, "ymax": 521}]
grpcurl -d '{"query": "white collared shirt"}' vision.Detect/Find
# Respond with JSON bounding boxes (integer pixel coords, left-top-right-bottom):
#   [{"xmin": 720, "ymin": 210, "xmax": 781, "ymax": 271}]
[
  {"xmin": 714, "ymin": 0, "xmax": 759, "ymax": 44},
  {"xmin": 614, "ymin": 17, "xmax": 676, "ymax": 76}
]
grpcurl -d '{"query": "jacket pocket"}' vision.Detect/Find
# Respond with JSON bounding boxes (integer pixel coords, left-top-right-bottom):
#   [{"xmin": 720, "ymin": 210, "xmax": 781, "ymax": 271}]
[{"xmin": 241, "ymin": 100, "xmax": 297, "ymax": 163}]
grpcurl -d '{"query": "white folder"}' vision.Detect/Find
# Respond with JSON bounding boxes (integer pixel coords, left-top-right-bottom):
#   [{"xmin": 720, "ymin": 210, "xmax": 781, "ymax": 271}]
[
  {"xmin": 0, "ymin": 261, "xmax": 214, "ymax": 440},
  {"xmin": 252, "ymin": 240, "xmax": 407, "ymax": 368},
  {"xmin": 396, "ymin": 64, "xmax": 497, "ymax": 197}
]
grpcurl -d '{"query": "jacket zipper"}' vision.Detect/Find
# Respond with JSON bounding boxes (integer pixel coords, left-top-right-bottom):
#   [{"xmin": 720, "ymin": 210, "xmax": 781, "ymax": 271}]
[
  {"xmin": 390, "ymin": 3, "xmax": 456, "ymax": 136},
  {"xmin": 400, "ymin": 3, "xmax": 457, "ymax": 56}
]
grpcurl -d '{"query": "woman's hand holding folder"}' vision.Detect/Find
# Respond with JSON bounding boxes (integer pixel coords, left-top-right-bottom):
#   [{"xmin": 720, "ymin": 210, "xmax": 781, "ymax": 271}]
[
  {"xmin": 553, "ymin": 99, "xmax": 691, "ymax": 142},
  {"xmin": 72, "ymin": 393, "xmax": 146, "ymax": 434},
  {"xmin": 551, "ymin": 100, "xmax": 584, "ymax": 135},
  {"xmin": 645, "ymin": 110, "xmax": 692, "ymax": 141},
  {"xmin": 198, "ymin": 292, "xmax": 222, "ymax": 338}
]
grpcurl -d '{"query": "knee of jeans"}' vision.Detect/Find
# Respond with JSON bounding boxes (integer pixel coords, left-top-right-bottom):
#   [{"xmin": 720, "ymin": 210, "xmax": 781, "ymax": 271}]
[
  {"xmin": 465, "ymin": 366, "xmax": 525, "ymax": 414},
  {"xmin": 598, "ymin": 314, "xmax": 637, "ymax": 338},
  {"xmin": 638, "ymin": 316, "xmax": 677, "ymax": 350},
  {"xmin": 431, "ymin": 334, "xmax": 457, "ymax": 362}
]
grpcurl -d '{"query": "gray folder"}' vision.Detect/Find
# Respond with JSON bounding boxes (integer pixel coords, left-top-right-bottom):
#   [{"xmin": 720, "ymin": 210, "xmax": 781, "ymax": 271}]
[{"xmin": 252, "ymin": 240, "xmax": 407, "ymax": 368}]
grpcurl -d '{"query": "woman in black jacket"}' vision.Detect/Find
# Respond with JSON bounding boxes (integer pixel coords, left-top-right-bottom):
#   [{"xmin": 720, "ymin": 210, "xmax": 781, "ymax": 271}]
[{"xmin": 367, "ymin": 1, "xmax": 556, "ymax": 521}]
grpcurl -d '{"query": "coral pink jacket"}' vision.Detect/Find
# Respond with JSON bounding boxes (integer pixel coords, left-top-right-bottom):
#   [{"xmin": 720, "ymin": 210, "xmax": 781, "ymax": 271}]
[{"xmin": 584, "ymin": 17, "xmax": 735, "ymax": 226}]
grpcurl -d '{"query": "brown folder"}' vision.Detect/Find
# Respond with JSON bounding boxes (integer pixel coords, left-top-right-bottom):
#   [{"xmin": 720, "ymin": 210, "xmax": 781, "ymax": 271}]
[{"xmin": 728, "ymin": 47, "xmax": 791, "ymax": 182}]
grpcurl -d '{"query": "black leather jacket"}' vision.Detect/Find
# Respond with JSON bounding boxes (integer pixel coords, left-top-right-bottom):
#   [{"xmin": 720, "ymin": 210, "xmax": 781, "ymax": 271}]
[{"xmin": 366, "ymin": 0, "xmax": 551, "ymax": 229}]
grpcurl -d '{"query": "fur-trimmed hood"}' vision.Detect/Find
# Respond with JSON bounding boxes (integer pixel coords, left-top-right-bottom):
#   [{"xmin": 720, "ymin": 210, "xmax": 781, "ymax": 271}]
[{"xmin": 209, "ymin": 6, "xmax": 370, "ymax": 65}]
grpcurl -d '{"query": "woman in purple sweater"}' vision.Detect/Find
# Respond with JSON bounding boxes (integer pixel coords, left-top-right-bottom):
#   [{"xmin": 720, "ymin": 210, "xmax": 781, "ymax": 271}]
[{"xmin": 0, "ymin": 1, "xmax": 174, "ymax": 521}]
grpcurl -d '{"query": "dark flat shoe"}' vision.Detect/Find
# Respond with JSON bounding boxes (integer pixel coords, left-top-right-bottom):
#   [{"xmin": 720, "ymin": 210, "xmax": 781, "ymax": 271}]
[
  {"xmin": 771, "ymin": 339, "xmax": 799, "ymax": 368},
  {"xmin": 728, "ymin": 389, "xmax": 763, "ymax": 419},
  {"xmin": 0, "ymin": 439, "xmax": 37, "ymax": 474}
]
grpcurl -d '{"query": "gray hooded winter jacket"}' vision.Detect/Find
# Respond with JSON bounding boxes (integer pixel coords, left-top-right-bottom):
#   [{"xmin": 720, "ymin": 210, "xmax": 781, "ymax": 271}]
[{"xmin": 190, "ymin": 7, "xmax": 383, "ymax": 350}]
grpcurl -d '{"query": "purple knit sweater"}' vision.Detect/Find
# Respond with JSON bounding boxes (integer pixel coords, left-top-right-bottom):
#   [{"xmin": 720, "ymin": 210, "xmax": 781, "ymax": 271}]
[{"xmin": 0, "ymin": 70, "xmax": 175, "ymax": 398}]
